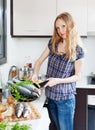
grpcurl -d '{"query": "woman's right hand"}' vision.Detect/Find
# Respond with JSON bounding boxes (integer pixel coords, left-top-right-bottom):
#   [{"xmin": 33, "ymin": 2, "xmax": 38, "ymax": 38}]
[{"xmin": 31, "ymin": 74, "xmax": 38, "ymax": 82}]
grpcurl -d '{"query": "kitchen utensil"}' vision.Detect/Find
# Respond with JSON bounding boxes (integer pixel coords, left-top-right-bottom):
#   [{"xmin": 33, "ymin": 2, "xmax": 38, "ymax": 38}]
[
  {"xmin": 33, "ymin": 80, "xmax": 49, "ymax": 88},
  {"xmin": 7, "ymin": 79, "xmax": 49, "ymax": 102}
]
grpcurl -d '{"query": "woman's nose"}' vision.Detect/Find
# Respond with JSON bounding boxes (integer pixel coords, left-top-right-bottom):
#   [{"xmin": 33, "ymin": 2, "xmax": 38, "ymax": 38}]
[{"xmin": 59, "ymin": 28, "xmax": 64, "ymax": 33}]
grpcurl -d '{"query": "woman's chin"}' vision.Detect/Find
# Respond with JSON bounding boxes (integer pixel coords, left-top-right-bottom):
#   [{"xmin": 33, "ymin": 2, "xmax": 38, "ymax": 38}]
[
  {"xmin": 60, "ymin": 35, "xmax": 66, "ymax": 39},
  {"xmin": 62, "ymin": 36, "xmax": 66, "ymax": 39}
]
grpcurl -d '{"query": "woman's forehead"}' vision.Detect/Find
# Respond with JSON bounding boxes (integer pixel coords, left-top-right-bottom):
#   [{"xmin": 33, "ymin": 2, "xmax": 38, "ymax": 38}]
[{"xmin": 56, "ymin": 18, "xmax": 66, "ymax": 26}]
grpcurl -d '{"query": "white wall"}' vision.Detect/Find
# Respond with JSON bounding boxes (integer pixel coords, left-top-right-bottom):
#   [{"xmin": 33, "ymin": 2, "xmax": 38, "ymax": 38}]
[
  {"xmin": 82, "ymin": 37, "xmax": 95, "ymax": 76},
  {"xmin": 0, "ymin": 0, "xmax": 95, "ymax": 83}
]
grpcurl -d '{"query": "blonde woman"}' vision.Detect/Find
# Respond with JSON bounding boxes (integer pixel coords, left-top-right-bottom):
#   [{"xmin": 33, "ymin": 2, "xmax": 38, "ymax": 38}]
[{"xmin": 32, "ymin": 12, "xmax": 84, "ymax": 130}]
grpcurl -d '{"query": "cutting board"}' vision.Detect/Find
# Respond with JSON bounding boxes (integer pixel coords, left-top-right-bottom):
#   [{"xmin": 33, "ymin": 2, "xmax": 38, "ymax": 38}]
[{"xmin": 4, "ymin": 102, "xmax": 41, "ymax": 122}]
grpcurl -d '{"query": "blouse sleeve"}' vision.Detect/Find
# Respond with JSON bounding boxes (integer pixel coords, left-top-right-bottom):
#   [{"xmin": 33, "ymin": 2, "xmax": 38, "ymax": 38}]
[{"xmin": 76, "ymin": 45, "xmax": 85, "ymax": 60}]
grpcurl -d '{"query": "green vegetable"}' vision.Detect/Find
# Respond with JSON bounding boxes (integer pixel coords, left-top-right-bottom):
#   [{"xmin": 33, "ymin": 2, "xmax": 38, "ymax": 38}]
[
  {"xmin": 0, "ymin": 121, "xmax": 9, "ymax": 130},
  {"xmin": 9, "ymin": 85, "xmax": 27, "ymax": 101},
  {"xmin": 11, "ymin": 122, "xmax": 31, "ymax": 130},
  {"xmin": 9, "ymin": 80, "xmax": 34, "ymax": 101},
  {"xmin": 0, "ymin": 122, "xmax": 31, "ymax": 130}
]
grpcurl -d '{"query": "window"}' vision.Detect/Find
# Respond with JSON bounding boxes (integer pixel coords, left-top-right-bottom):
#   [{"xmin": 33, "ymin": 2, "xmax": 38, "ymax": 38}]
[{"xmin": 0, "ymin": 0, "xmax": 7, "ymax": 65}]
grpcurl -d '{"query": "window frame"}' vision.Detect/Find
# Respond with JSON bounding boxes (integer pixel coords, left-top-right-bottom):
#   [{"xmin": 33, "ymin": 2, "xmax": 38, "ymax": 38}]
[{"xmin": 0, "ymin": 0, "xmax": 7, "ymax": 65}]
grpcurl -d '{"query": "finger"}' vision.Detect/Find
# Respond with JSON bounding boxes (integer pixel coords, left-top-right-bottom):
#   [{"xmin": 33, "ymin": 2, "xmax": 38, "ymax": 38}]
[
  {"xmin": 44, "ymin": 83, "xmax": 48, "ymax": 88},
  {"xmin": 31, "ymin": 77, "xmax": 35, "ymax": 82},
  {"xmin": 28, "ymin": 76, "xmax": 32, "ymax": 80}
]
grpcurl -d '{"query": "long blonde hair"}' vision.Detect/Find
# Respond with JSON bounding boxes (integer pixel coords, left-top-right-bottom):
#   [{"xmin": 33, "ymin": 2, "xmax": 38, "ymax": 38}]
[{"xmin": 51, "ymin": 12, "xmax": 83, "ymax": 61}]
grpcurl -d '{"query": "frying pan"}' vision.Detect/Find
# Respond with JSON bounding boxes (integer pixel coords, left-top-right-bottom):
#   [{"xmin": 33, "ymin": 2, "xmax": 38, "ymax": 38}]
[{"xmin": 8, "ymin": 79, "xmax": 49, "ymax": 102}]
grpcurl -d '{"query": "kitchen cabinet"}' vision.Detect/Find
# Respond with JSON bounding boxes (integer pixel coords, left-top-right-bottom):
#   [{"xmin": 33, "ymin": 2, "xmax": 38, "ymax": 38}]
[
  {"xmin": 87, "ymin": 0, "xmax": 95, "ymax": 35},
  {"xmin": 11, "ymin": 0, "xmax": 87, "ymax": 37},
  {"xmin": 74, "ymin": 88, "xmax": 95, "ymax": 130},
  {"xmin": 11, "ymin": 0, "xmax": 56, "ymax": 37},
  {"xmin": 88, "ymin": 105, "xmax": 95, "ymax": 130},
  {"xmin": 57, "ymin": 0, "xmax": 87, "ymax": 36}
]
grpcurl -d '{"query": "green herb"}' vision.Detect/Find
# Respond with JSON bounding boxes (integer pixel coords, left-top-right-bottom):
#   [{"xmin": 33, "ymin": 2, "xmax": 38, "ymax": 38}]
[
  {"xmin": 0, "ymin": 121, "xmax": 31, "ymax": 130},
  {"xmin": 18, "ymin": 80, "xmax": 33, "ymax": 86},
  {"xmin": 9, "ymin": 80, "xmax": 34, "ymax": 101},
  {"xmin": 11, "ymin": 122, "xmax": 31, "ymax": 130},
  {"xmin": 0, "ymin": 121, "xmax": 9, "ymax": 130},
  {"xmin": 9, "ymin": 85, "xmax": 27, "ymax": 101}
]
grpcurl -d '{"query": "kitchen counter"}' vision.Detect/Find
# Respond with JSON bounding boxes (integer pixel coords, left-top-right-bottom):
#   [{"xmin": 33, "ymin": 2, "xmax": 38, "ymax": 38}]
[
  {"xmin": 76, "ymin": 76, "xmax": 95, "ymax": 88},
  {"xmin": 0, "ymin": 89, "xmax": 50, "ymax": 130},
  {"xmin": 1, "ymin": 77, "xmax": 95, "ymax": 130},
  {"xmin": 11, "ymin": 89, "xmax": 50, "ymax": 130},
  {"xmin": 76, "ymin": 76, "xmax": 95, "ymax": 105},
  {"xmin": 17, "ymin": 77, "xmax": 95, "ymax": 130}
]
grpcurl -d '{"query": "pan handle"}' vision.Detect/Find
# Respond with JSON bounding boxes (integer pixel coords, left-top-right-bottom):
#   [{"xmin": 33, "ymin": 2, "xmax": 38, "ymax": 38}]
[
  {"xmin": 38, "ymin": 80, "xmax": 49, "ymax": 88},
  {"xmin": 33, "ymin": 80, "xmax": 49, "ymax": 89},
  {"xmin": 33, "ymin": 82, "xmax": 40, "ymax": 89}
]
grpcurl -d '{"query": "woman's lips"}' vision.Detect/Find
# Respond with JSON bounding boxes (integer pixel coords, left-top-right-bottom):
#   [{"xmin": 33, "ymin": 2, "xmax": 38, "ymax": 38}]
[{"xmin": 61, "ymin": 33, "xmax": 66, "ymax": 38}]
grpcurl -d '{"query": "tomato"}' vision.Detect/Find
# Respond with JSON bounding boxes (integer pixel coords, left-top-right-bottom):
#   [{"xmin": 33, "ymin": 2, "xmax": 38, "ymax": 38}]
[{"xmin": 0, "ymin": 113, "xmax": 4, "ymax": 121}]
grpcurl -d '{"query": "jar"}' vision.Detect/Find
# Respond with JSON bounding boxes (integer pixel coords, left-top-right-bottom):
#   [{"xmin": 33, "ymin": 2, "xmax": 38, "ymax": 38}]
[{"xmin": 19, "ymin": 67, "xmax": 33, "ymax": 80}]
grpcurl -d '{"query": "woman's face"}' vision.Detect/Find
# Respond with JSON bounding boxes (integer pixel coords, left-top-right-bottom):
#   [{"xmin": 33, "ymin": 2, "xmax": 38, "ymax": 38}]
[{"xmin": 56, "ymin": 18, "xmax": 67, "ymax": 39}]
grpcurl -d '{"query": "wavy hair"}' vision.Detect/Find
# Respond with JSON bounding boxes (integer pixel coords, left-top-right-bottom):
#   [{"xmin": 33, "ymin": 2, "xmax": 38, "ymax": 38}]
[{"xmin": 51, "ymin": 12, "xmax": 83, "ymax": 61}]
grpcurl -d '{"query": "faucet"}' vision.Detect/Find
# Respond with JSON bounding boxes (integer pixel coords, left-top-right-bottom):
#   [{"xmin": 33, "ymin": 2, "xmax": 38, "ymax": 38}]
[{"xmin": 8, "ymin": 65, "xmax": 19, "ymax": 80}]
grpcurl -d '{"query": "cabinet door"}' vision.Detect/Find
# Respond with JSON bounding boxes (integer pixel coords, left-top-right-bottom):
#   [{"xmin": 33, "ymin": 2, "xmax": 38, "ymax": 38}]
[
  {"xmin": 11, "ymin": 0, "xmax": 56, "ymax": 37},
  {"xmin": 87, "ymin": 0, "xmax": 95, "ymax": 35},
  {"xmin": 57, "ymin": 0, "xmax": 87, "ymax": 36}
]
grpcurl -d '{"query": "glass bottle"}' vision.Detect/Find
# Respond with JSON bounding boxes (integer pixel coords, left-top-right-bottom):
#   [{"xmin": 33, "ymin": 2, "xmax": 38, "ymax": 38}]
[{"xmin": 2, "ymin": 84, "xmax": 11, "ymax": 104}]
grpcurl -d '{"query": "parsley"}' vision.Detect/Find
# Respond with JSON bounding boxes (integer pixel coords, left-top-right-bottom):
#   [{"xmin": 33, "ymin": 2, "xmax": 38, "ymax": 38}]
[
  {"xmin": 0, "ymin": 122, "xmax": 31, "ymax": 130},
  {"xmin": 11, "ymin": 122, "xmax": 31, "ymax": 130},
  {"xmin": 9, "ymin": 80, "xmax": 34, "ymax": 101},
  {"xmin": 0, "ymin": 121, "xmax": 9, "ymax": 130}
]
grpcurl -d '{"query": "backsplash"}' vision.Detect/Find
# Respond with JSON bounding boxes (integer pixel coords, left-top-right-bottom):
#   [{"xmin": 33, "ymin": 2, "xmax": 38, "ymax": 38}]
[
  {"xmin": 0, "ymin": 36, "xmax": 95, "ymax": 83},
  {"xmin": 0, "ymin": 0, "xmax": 95, "ymax": 82}
]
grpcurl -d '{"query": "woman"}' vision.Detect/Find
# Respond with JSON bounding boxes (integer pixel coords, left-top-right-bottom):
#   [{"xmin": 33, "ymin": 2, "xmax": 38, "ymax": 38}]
[{"xmin": 32, "ymin": 12, "xmax": 84, "ymax": 130}]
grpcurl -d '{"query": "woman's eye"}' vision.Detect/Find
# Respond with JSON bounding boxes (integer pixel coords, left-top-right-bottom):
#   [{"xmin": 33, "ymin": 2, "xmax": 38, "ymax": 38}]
[{"xmin": 62, "ymin": 25, "xmax": 66, "ymax": 28}]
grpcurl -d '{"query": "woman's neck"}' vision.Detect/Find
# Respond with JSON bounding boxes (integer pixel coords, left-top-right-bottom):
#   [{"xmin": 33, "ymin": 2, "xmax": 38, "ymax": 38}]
[{"xmin": 58, "ymin": 40, "xmax": 66, "ymax": 54}]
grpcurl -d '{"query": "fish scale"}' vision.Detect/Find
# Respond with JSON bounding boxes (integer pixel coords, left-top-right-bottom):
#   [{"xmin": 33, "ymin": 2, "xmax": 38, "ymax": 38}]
[
  {"xmin": 22, "ymin": 84, "xmax": 41, "ymax": 95},
  {"xmin": 15, "ymin": 103, "xmax": 24, "ymax": 118},
  {"xmin": 23, "ymin": 103, "xmax": 31, "ymax": 118},
  {"xmin": 7, "ymin": 80, "xmax": 32, "ymax": 97},
  {"xmin": 17, "ymin": 86, "xmax": 32, "ymax": 97}
]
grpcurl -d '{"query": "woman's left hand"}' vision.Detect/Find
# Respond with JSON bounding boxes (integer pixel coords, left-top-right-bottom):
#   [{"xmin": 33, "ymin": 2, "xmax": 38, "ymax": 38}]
[{"xmin": 44, "ymin": 78, "xmax": 59, "ymax": 87}]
